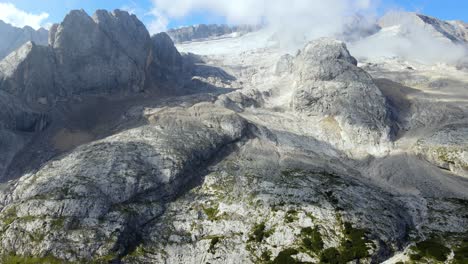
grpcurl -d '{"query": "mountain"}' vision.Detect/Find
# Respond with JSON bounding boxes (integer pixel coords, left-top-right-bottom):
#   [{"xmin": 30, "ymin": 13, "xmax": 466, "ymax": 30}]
[
  {"xmin": 0, "ymin": 9, "xmax": 183, "ymax": 105},
  {"xmin": 0, "ymin": 9, "xmax": 184, "ymax": 181},
  {"xmin": 167, "ymin": 24, "xmax": 260, "ymax": 43},
  {"xmin": 350, "ymin": 11, "xmax": 468, "ymax": 63},
  {"xmin": 0, "ymin": 8, "xmax": 467, "ymax": 264},
  {"xmin": 378, "ymin": 11, "xmax": 468, "ymax": 44},
  {"xmin": 0, "ymin": 20, "xmax": 48, "ymax": 60}
]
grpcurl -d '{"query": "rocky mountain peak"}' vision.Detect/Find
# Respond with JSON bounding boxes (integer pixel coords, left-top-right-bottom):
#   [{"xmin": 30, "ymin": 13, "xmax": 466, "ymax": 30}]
[
  {"xmin": 300, "ymin": 38, "xmax": 358, "ymax": 66},
  {"xmin": 0, "ymin": 20, "xmax": 48, "ymax": 60}
]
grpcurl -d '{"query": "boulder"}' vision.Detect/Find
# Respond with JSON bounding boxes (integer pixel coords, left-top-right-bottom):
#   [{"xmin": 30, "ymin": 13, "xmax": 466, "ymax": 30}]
[{"xmin": 291, "ymin": 38, "xmax": 391, "ymax": 145}]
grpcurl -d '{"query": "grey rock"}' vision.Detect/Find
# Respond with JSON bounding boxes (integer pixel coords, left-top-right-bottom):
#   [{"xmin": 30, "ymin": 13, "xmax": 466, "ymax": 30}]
[
  {"xmin": 0, "ymin": 20, "xmax": 48, "ymax": 60},
  {"xmin": 0, "ymin": 42, "xmax": 57, "ymax": 104},
  {"xmin": 0, "ymin": 9, "xmax": 183, "ymax": 104},
  {"xmin": 0, "ymin": 103, "xmax": 249, "ymax": 261},
  {"xmin": 0, "ymin": 90, "xmax": 47, "ymax": 177},
  {"xmin": 416, "ymin": 123, "xmax": 468, "ymax": 177},
  {"xmin": 291, "ymin": 38, "xmax": 391, "ymax": 145},
  {"xmin": 51, "ymin": 9, "xmax": 152, "ymax": 96},
  {"xmin": 167, "ymin": 24, "xmax": 260, "ymax": 43},
  {"xmin": 147, "ymin": 32, "xmax": 183, "ymax": 85}
]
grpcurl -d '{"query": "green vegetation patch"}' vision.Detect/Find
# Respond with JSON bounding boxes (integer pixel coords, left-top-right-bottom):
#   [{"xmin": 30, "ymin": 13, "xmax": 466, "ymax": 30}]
[
  {"xmin": 319, "ymin": 222, "xmax": 372, "ymax": 264},
  {"xmin": 208, "ymin": 236, "xmax": 221, "ymax": 254},
  {"xmin": 272, "ymin": 248, "xmax": 300, "ymax": 264},
  {"xmin": 284, "ymin": 209, "xmax": 299, "ymax": 223},
  {"xmin": 1, "ymin": 253, "xmax": 64, "ymax": 264},
  {"xmin": 300, "ymin": 227, "xmax": 324, "ymax": 253},
  {"xmin": 203, "ymin": 205, "xmax": 220, "ymax": 221},
  {"xmin": 412, "ymin": 238, "xmax": 451, "ymax": 262},
  {"xmin": 0, "ymin": 207, "xmax": 17, "ymax": 226},
  {"xmin": 320, "ymin": 247, "xmax": 341, "ymax": 264},
  {"xmin": 248, "ymin": 222, "xmax": 274, "ymax": 243},
  {"xmin": 453, "ymin": 241, "xmax": 468, "ymax": 264}
]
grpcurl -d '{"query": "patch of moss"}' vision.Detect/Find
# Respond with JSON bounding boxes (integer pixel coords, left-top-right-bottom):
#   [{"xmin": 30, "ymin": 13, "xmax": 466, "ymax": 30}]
[
  {"xmin": 128, "ymin": 245, "xmax": 146, "ymax": 258},
  {"xmin": 208, "ymin": 237, "xmax": 221, "ymax": 254},
  {"xmin": 260, "ymin": 250, "xmax": 272, "ymax": 262},
  {"xmin": 248, "ymin": 222, "xmax": 274, "ymax": 243},
  {"xmin": 284, "ymin": 209, "xmax": 298, "ymax": 223},
  {"xmin": 453, "ymin": 242, "xmax": 468, "ymax": 264},
  {"xmin": 51, "ymin": 217, "xmax": 66, "ymax": 229},
  {"xmin": 300, "ymin": 227, "xmax": 324, "ymax": 253},
  {"xmin": 92, "ymin": 252, "xmax": 119, "ymax": 264},
  {"xmin": 319, "ymin": 222, "xmax": 372, "ymax": 264},
  {"xmin": 1, "ymin": 253, "xmax": 64, "ymax": 264},
  {"xmin": 28, "ymin": 230, "xmax": 46, "ymax": 243},
  {"xmin": 203, "ymin": 205, "xmax": 219, "ymax": 221},
  {"xmin": 272, "ymin": 248, "xmax": 300, "ymax": 264},
  {"xmin": 339, "ymin": 222, "xmax": 371, "ymax": 261},
  {"xmin": 413, "ymin": 238, "xmax": 450, "ymax": 262},
  {"xmin": 320, "ymin": 247, "xmax": 341, "ymax": 264},
  {"xmin": 1, "ymin": 207, "xmax": 17, "ymax": 226}
]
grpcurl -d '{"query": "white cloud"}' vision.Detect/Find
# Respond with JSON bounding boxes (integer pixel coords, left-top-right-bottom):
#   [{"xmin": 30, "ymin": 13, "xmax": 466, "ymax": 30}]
[
  {"xmin": 147, "ymin": 0, "xmax": 377, "ymax": 43},
  {"xmin": 0, "ymin": 2, "xmax": 49, "ymax": 29}
]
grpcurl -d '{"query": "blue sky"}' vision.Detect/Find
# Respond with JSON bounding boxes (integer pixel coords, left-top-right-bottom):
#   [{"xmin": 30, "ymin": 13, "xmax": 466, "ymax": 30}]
[{"xmin": 2, "ymin": 0, "xmax": 467, "ymax": 32}]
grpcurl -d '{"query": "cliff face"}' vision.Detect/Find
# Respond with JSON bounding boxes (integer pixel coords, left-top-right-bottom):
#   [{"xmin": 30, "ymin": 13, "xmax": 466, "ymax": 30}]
[
  {"xmin": 0, "ymin": 20, "xmax": 48, "ymax": 60},
  {"xmin": 0, "ymin": 9, "xmax": 183, "ymax": 184},
  {"xmin": 0, "ymin": 9, "xmax": 183, "ymax": 105}
]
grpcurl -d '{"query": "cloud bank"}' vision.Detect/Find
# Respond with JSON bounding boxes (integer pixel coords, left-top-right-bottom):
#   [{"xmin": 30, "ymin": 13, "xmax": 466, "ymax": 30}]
[
  {"xmin": 0, "ymin": 2, "xmax": 49, "ymax": 29},
  {"xmin": 148, "ymin": 0, "xmax": 377, "ymax": 40},
  {"xmin": 350, "ymin": 11, "xmax": 468, "ymax": 64}
]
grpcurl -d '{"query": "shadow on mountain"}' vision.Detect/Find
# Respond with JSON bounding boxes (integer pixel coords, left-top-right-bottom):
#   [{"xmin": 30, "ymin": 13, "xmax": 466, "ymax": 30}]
[{"xmin": 1, "ymin": 62, "xmax": 239, "ymax": 182}]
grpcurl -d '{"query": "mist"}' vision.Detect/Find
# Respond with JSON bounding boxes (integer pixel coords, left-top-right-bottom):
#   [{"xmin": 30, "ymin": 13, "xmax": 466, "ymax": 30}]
[
  {"xmin": 149, "ymin": 0, "xmax": 377, "ymax": 46},
  {"xmin": 148, "ymin": 0, "xmax": 468, "ymax": 64},
  {"xmin": 349, "ymin": 11, "xmax": 468, "ymax": 64}
]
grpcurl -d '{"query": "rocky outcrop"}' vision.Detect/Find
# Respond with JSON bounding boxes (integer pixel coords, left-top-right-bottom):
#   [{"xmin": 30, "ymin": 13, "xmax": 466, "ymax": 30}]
[
  {"xmin": 0, "ymin": 20, "xmax": 48, "ymax": 60},
  {"xmin": 51, "ymin": 9, "xmax": 152, "ymax": 96},
  {"xmin": 0, "ymin": 42, "xmax": 57, "ymax": 104},
  {"xmin": 0, "ymin": 103, "xmax": 249, "ymax": 261},
  {"xmin": 167, "ymin": 24, "xmax": 259, "ymax": 43},
  {"xmin": 0, "ymin": 9, "xmax": 183, "ymax": 104},
  {"xmin": 0, "ymin": 9, "xmax": 185, "ymax": 183},
  {"xmin": 147, "ymin": 32, "xmax": 183, "ymax": 85},
  {"xmin": 290, "ymin": 38, "xmax": 391, "ymax": 145},
  {"xmin": 415, "ymin": 123, "xmax": 468, "ymax": 177},
  {"xmin": 0, "ymin": 90, "xmax": 47, "ymax": 178}
]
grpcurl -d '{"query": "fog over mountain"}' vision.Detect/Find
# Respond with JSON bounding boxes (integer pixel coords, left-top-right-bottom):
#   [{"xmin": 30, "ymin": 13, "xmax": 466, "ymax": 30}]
[{"xmin": 0, "ymin": 4, "xmax": 467, "ymax": 264}]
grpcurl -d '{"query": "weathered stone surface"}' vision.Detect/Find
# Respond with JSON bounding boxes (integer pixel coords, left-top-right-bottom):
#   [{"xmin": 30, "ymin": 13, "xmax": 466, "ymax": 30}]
[
  {"xmin": 416, "ymin": 123, "xmax": 468, "ymax": 177},
  {"xmin": 0, "ymin": 42, "xmax": 57, "ymax": 104},
  {"xmin": 51, "ymin": 9, "xmax": 152, "ymax": 96},
  {"xmin": 147, "ymin": 32, "xmax": 183, "ymax": 85},
  {"xmin": 0, "ymin": 9, "xmax": 183, "ymax": 104},
  {"xmin": 0, "ymin": 20, "xmax": 48, "ymax": 60},
  {"xmin": 291, "ymin": 38, "xmax": 391, "ymax": 145},
  {"xmin": 0, "ymin": 103, "xmax": 249, "ymax": 261}
]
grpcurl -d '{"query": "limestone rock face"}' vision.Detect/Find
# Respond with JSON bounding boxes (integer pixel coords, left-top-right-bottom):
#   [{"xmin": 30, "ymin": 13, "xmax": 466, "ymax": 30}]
[
  {"xmin": 0, "ymin": 103, "xmax": 249, "ymax": 261},
  {"xmin": 51, "ymin": 9, "xmax": 152, "ymax": 96},
  {"xmin": 0, "ymin": 9, "xmax": 182, "ymax": 104},
  {"xmin": 0, "ymin": 42, "xmax": 57, "ymax": 103},
  {"xmin": 0, "ymin": 90, "xmax": 47, "ymax": 178},
  {"xmin": 0, "ymin": 20, "xmax": 48, "ymax": 60},
  {"xmin": 147, "ymin": 32, "xmax": 183, "ymax": 84},
  {"xmin": 291, "ymin": 38, "xmax": 391, "ymax": 145},
  {"xmin": 416, "ymin": 123, "xmax": 468, "ymax": 177}
]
